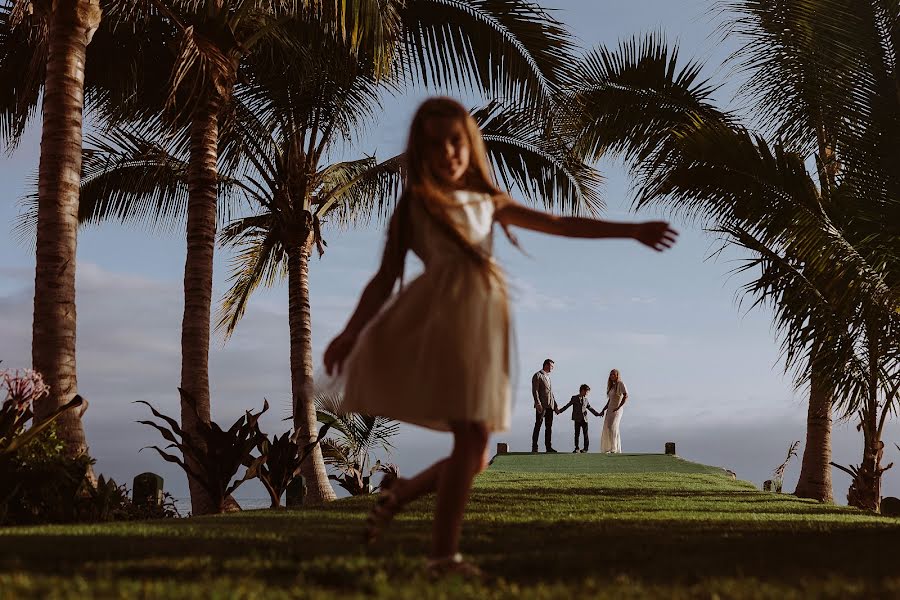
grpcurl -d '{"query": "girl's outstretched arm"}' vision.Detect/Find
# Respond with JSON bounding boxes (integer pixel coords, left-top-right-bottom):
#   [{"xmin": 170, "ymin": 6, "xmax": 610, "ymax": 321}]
[
  {"xmin": 494, "ymin": 197, "xmax": 678, "ymax": 252},
  {"xmin": 324, "ymin": 212, "xmax": 407, "ymax": 375}
]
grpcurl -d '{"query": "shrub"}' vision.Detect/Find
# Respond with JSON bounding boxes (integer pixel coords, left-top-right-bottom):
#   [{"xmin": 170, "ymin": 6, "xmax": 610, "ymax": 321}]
[
  {"xmin": 0, "ymin": 368, "xmax": 90, "ymax": 525},
  {"xmin": 255, "ymin": 423, "xmax": 332, "ymax": 508},
  {"xmin": 138, "ymin": 389, "xmax": 268, "ymax": 513},
  {"xmin": 316, "ymin": 392, "xmax": 399, "ymax": 496}
]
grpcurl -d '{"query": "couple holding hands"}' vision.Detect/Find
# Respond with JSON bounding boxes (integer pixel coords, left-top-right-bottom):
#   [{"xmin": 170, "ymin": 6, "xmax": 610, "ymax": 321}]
[{"xmin": 531, "ymin": 359, "xmax": 628, "ymax": 454}]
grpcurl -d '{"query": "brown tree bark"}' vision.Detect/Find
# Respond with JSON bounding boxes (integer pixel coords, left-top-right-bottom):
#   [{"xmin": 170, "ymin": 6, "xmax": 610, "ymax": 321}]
[
  {"xmin": 180, "ymin": 95, "xmax": 221, "ymax": 516},
  {"xmin": 844, "ymin": 326, "xmax": 891, "ymax": 512},
  {"xmin": 794, "ymin": 362, "xmax": 833, "ymax": 502},
  {"xmin": 32, "ymin": 0, "xmax": 101, "ymax": 461},
  {"xmin": 287, "ymin": 233, "xmax": 336, "ymax": 505}
]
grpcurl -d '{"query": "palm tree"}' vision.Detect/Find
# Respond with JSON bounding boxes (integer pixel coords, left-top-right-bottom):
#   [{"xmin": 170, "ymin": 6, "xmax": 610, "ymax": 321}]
[
  {"xmin": 0, "ymin": 0, "xmax": 103, "ymax": 461},
  {"xmin": 48, "ymin": 1, "xmax": 585, "ymax": 508},
  {"xmin": 563, "ymin": 7, "xmax": 900, "ymax": 507},
  {"xmin": 660, "ymin": 0, "xmax": 900, "ymax": 509},
  {"xmin": 637, "ymin": 121, "xmax": 898, "ymax": 510},
  {"xmin": 315, "ymin": 392, "xmax": 399, "ymax": 496},
  {"xmin": 2, "ymin": 0, "xmax": 400, "ymax": 512},
  {"xmin": 212, "ymin": 47, "xmax": 598, "ymax": 502},
  {"xmin": 72, "ymin": 68, "xmax": 599, "ymax": 507}
]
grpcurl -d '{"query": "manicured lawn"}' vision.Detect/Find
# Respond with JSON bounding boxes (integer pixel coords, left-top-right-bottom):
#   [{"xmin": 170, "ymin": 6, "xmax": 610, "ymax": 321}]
[
  {"xmin": 488, "ymin": 451, "xmax": 732, "ymax": 475},
  {"xmin": 2, "ymin": 454, "xmax": 898, "ymax": 599}
]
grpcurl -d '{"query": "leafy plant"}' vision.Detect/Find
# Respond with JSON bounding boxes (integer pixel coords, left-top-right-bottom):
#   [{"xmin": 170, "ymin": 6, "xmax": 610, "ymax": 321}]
[
  {"xmin": 316, "ymin": 392, "xmax": 399, "ymax": 496},
  {"xmin": 137, "ymin": 389, "xmax": 268, "ymax": 514},
  {"xmin": 0, "ymin": 424, "xmax": 93, "ymax": 525},
  {"xmin": 0, "ymin": 368, "xmax": 93, "ymax": 525},
  {"xmin": 0, "ymin": 368, "xmax": 85, "ymax": 456},
  {"xmin": 255, "ymin": 423, "xmax": 332, "ymax": 509},
  {"xmin": 76, "ymin": 475, "xmax": 181, "ymax": 522},
  {"xmin": 772, "ymin": 441, "xmax": 801, "ymax": 494},
  {"xmin": 79, "ymin": 475, "xmax": 131, "ymax": 522}
]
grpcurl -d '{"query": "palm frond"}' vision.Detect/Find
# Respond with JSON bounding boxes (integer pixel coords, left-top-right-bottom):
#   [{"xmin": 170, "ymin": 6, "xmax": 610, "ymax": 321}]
[
  {"xmin": 0, "ymin": 0, "xmax": 46, "ymax": 151},
  {"xmin": 398, "ymin": 0, "xmax": 576, "ymax": 109},
  {"xmin": 315, "ymin": 154, "xmax": 405, "ymax": 227},
  {"xmin": 567, "ymin": 32, "xmax": 730, "ymax": 186},
  {"xmin": 721, "ymin": 0, "xmax": 867, "ymax": 152},
  {"xmin": 216, "ymin": 215, "xmax": 285, "ymax": 339},
  {"xmin": 474, "ymin": 100, "xmax": 603, "ymax": 215}
]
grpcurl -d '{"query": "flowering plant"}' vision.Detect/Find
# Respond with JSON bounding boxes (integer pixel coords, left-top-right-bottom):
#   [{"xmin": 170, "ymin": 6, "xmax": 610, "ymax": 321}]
[{"xmin": 0, "ymin": 367, "xmax": 84, "ymax": 456}]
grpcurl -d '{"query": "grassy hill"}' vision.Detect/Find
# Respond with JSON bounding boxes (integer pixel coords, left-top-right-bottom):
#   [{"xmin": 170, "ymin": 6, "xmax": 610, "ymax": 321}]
[
  {"xmin": 1, "ymin": 453, "xmax": 899, "ymax": 599},
  {"xmin": 488, "ymin": 451, "xmax": 732, "ymax": 476}
]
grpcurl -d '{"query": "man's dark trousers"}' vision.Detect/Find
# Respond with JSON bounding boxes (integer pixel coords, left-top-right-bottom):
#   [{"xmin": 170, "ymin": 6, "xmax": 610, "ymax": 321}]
[
  {"xmin": 574, "ymin": 421, "xmax": 589, "ymax": 451},
  {"xmin": 532, "ymin": 408, "xmax": 554, "ymax": 451}
]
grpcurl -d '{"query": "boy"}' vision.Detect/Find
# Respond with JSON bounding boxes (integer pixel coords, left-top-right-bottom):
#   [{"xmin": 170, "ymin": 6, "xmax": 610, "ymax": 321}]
[{"xmin": 556, "ymin": 384, "xmax": 601, "ymax": 453}]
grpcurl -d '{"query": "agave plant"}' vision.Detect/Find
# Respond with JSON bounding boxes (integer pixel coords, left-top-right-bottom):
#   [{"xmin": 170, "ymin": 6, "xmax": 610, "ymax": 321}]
[
  {"xmin": 255, "ymin": 422, "xmax": 332, "ymax": 509},
  {"xmin": 316, "ymin": 392, "xmax": 399, "ymax": 496},
  {"xmin": 137, "ymin": 389, "xmax": 268, "ymax": 514}
]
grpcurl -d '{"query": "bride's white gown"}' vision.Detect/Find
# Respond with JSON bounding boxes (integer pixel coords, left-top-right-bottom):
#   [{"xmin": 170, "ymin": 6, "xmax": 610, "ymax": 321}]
[{"xmin": 600, "ymin": 380, "xmax": 627, "ymax": 453}]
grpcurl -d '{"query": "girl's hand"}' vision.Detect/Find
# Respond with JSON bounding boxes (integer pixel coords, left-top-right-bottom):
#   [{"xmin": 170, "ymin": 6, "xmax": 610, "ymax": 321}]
[
  {"xmin": 635, "ymin": 221, "xmax": 678, "ymax": 252},
  {"xmin": 324, "ymin": 329, "xmax": 358, "ymax": 376}
]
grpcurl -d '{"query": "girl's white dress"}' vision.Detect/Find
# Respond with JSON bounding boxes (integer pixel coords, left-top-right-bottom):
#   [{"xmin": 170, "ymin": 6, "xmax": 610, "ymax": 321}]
[
  {"xmin": 600, "ymin": 380, "xmax": 628, "ymax": 453},
  {"xmin": 339, "ymin": 190, "xmax": 511, "ymax": 432}
]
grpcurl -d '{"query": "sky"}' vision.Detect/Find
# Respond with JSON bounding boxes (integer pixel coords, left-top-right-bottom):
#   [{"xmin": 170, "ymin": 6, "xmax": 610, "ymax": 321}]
[{"xmin": 1, "ymin": 0, "xmax": 898, "ymax": 505}]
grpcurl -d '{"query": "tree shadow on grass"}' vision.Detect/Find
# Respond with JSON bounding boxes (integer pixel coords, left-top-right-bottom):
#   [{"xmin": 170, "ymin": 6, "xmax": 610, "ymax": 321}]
[{"xmin": 1, "ymin": 490, "xmax": 898, "ymax": 591}]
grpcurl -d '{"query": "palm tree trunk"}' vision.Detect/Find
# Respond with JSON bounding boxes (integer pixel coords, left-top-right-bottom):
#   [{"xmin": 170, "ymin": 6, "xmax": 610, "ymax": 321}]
[
  {"xmin": 180, "ymin": 95, "xmax": 221, "ymax": 516},
  {"xmin": 847, "ymin": 328, "xmax": 884, "ymax": 512},
  {"xmin": 287, "ymin": 234, "xmax": 336, "ymax": 505},
  {"xmin": 848, "ymin": 409, "xmax": 882, "ymax": 512},
  {"xmin": 794, "ymin": 359, "xmax": 833, "ymax": 502},
  {"xmin": 32, "ymin": 0, "xmax": 101, "ymax": 462}
]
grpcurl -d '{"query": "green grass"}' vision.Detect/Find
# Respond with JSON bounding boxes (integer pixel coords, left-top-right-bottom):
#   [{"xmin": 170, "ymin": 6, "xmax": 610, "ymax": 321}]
[
  {"xmin": 2, "ymin": 454, "xmax": 899, "ymax": 599},
  {"xmin": 489, "ymin": 451, "xmax": 731, "ymax": 475}
]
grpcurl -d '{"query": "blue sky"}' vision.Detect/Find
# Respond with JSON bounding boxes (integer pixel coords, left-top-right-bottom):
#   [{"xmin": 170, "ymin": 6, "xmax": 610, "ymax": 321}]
[{"xmin": 1, "ymin": 0, "xmax": 897, "ymax": 504}]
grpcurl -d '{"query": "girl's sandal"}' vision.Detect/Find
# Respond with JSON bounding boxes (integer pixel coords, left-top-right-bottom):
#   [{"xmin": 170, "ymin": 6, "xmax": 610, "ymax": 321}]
[
  {"xmin": 364, "ymin": 473, "xmax": 401, "ymax": 545},
  {"xmin": 424, "ymin": 553, "xmax": 485, "ymax": 580}
]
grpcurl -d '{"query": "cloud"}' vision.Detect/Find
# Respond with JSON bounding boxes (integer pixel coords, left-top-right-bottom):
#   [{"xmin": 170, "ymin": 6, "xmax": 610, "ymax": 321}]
[{"xmin": 508, "ymin": 278, "xmax": 575, "ymax": 311}]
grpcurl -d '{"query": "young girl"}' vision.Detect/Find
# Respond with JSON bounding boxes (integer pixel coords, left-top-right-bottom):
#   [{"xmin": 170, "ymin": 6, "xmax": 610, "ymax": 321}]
[{"xmin": 323, "ymin": 97, "xmax": 677, "ymax": 577}]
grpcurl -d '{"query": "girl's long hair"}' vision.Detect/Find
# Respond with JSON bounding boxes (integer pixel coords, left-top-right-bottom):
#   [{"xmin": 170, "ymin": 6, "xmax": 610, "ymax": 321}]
[
  {"xmin": 388, "ymin": 97, "xmax": 506, "ymax": 284},
  {"xmin": 607, "ymin": 369, "xmax": 620, "ymax": 393}
]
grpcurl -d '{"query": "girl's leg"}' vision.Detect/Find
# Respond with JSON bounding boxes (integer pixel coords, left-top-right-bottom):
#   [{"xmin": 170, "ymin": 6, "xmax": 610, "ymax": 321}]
[
  {"xmin": 366, "ymin": 458, "xmax": 447, "ymax": 544},
  {"xmin": 431, "ymin": 421, "xmax": 490, "ymax": 559},
  {"xmin": 392, "ymin": 458, "xmax": 448, "ymax": 505},
  {"xmin": 367, "ymin": 423, "xmax": 490, "ymax": 551}
]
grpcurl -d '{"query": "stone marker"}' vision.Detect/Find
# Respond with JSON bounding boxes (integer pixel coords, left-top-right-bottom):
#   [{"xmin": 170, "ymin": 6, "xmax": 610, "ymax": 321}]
[
  {"xmin": 881, "ymin": 496, "xmax": 900, "ymax": 517},
  {"xmin": 286, "ymin": 476, "xmax": 307, "ymax": 508},
  {"xmin": 496, "ymin": 442, "xmax": 509, "ymax": 455},
  {"xmin": 665, "ymin": 442, "xmax": 676, "ymax": 455},
  {"xmin": 763, "ymin": 480, "xmax": 773, "ymax": 492},
  {"xmin": 133, "ymin": 472, "xmax": 164, "ymax": 508}
]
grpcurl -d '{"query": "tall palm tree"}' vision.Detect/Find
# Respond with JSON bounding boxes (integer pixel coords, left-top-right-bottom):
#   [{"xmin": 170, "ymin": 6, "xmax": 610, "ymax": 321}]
[
  {"xmin": 0, "ymin": 0, "xmax": 102, "ymax": 461},
  {"xmin": 212, "ymin": 48, "xmax": 598, "ymax": 503},
  {"xmin": 3, "ymin": 0, "xmax": 400, "ymax": 512},
  {"xmin": 72, "ymin": 69, "xmax": 600, "ymax": 508},
  {"xmin": 42, "ymin": 1, "xmax": 584, "ymax": 508},
  {"xmin": 658, "ymin": 0, "xmax": 900, "ymax": 509},
  {"xmin": 564, "ymin": 7, "xmax": 899, "ymax": 507}
]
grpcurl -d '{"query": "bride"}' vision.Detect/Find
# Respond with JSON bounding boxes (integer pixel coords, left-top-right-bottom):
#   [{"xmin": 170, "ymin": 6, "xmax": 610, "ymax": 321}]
[{"xmin": 599, "ymin": 369, "xmax": 628, "ymax": 453}]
